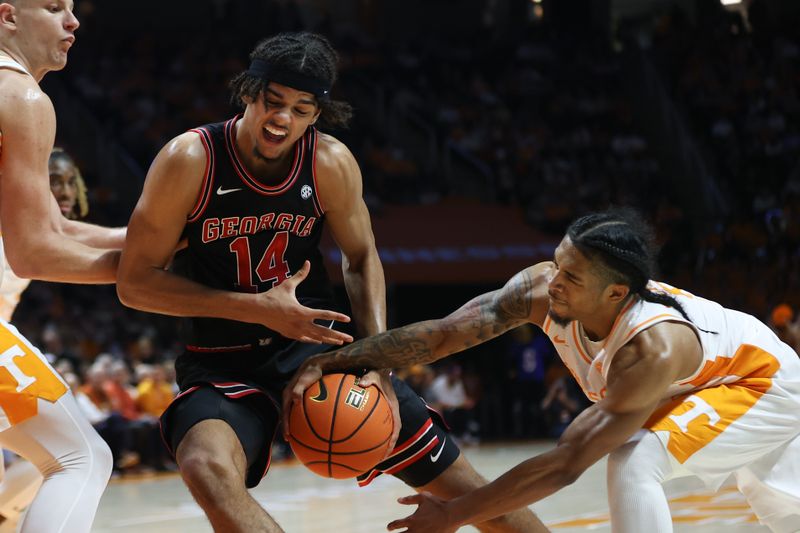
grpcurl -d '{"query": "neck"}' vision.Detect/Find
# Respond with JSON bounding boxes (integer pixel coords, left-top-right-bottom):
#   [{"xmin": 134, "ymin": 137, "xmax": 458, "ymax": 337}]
[
  {"xmin": 0, "ymin": 47, "xmax": 44, "ymax": 82},
  {"xmin": 580, "ymin": 294, "xmax": 635, "ymax": 341}
]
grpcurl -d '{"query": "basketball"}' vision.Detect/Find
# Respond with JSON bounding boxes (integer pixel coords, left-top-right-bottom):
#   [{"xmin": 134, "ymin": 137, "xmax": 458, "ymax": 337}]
[{"xmin": 287, "ymin": 373, "xmax": 394, "ymax": 479}]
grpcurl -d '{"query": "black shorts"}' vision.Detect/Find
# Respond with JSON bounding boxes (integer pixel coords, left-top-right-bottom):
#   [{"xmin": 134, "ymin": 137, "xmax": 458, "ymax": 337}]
[{"xmin": 161, "ymin": 343, "xmax": 460, "ymax": 488}]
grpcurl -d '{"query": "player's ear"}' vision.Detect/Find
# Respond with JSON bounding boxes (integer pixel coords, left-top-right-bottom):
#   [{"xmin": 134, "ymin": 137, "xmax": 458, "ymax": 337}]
[
  {"xmin": 606, "ymin": 283, "xmax": 629, "ymax": 304},
  {"xmin": 0, "ymin": 4, "xmax": 18, "ymax": 29},
  {"xmin": 309, "ymin": 109, "xmax": 321, "ymax": 125}
]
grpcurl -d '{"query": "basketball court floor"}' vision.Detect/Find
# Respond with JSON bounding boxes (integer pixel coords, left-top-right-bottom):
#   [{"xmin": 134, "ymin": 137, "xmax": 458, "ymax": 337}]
[{"xmin": 91, "ymin": 441, "xmax": 767, "ymax": 532}]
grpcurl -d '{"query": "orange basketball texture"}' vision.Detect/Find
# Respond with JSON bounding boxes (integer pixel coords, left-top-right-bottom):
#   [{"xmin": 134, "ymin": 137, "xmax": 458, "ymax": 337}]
[{"xmin": 288, "ymin": 373, "xmax": 394, "ymax": 478}]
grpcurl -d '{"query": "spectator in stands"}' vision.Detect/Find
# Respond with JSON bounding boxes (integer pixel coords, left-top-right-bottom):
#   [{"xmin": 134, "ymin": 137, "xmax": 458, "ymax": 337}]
[
  {"xmin": 769, "ymin": 304, "xmax": 800, "ymax": 354},
  {"xmin": 428, "ymin": 363, "xmax": 478, "ymax": 444}
]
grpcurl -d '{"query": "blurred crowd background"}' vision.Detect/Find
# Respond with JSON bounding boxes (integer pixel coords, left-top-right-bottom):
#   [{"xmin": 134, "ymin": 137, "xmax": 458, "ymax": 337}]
[{"xmin": 9, "ymin": 0, "xmax": 800, "ymax": 473}]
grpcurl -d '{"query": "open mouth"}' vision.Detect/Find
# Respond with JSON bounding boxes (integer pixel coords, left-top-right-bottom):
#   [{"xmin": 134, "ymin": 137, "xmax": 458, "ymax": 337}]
[{"xmin": 262, "ymin": 125, "xmax": 288, "ymax": 144}]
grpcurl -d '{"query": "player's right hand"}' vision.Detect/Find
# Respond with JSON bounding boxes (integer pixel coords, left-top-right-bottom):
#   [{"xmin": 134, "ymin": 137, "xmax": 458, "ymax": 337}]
[
  {"xmin": 282, "ymin": 358, "xmax": 323, "ymax": 438},
  {"xmin": 259, "ymin": 260, "xmax": 353, "ymax": 345}
]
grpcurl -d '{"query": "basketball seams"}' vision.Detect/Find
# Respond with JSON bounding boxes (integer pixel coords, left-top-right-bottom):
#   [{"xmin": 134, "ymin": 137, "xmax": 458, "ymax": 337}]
[
  {"xmin": 288, "ymin": 373, "xmax": 394, "ymax": 479},
  {"xmin": 327, "ymin": 373, "xmax": 348, "ymax": 478},
  {"xmin": 289, "ymin": 434, "xmax": 392, "ymax": 455},
  {"xmin": 300, "ymin": 383, "xmax": 330, "ymax": 443}
]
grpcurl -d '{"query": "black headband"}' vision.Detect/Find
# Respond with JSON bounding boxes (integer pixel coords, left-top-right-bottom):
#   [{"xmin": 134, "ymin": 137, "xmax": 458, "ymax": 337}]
[{"xmin": 246, "ymin": 59, "xmax": 331, "ymax": 99}]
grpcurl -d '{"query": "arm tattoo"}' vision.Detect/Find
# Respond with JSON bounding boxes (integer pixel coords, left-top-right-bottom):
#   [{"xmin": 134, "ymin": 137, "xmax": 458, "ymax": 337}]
[{"xmin": 317, "ymin": 269, "xmax": 535, "ymax": 372}]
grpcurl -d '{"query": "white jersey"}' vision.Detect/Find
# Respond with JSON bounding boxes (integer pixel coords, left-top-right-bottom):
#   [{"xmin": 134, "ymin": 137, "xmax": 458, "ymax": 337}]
[
  {"xmin": 544, "ymin": 281, "xmax": 800, "ymax": 484},
  {"xmin": 0, "ymin": 56, "xmax": 29, "ymax": 76},
  {"xmin": 0, "ymin": 238, "xmax": 31, "ymax": 321},
  {"xmin": 542, "ymin": 281, "xmax": 800, "ymax": 404}
]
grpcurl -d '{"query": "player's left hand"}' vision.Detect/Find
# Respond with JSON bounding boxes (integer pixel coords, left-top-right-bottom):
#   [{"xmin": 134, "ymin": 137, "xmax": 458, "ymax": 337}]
[
  {"xmin": 282, "ymin": 358, "xmax": 323, "ymax": 439},
  {"xmin": 357, "ymin": 369, "xmax": 401, "ymax": 456},
  {"xmin": 387, "ymin": 492, "xmax": 457, "ymax": 533}
]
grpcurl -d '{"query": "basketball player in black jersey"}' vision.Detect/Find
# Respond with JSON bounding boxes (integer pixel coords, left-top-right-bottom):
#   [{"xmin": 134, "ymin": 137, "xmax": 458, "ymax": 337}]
[{"xmin": 118, "ymin": 32, "xmax": 539, "ymax": 532}]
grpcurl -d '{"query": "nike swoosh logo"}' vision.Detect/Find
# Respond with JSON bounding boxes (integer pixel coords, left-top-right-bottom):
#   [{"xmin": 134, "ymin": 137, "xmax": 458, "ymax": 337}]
[
  {"xmin": 430, "ymin": 437, "xmax": 446, "ymax": 463},
  {"xmin": 310, "ymin": 379, "xmax": 328, "ymax": 402},
  {"xmin": 553, "ymin": 335, "xmax": 567, "ymax": 345},
  {"xmin": 216, "ymin": 186, "xmax": 242, "ymax": 196}
]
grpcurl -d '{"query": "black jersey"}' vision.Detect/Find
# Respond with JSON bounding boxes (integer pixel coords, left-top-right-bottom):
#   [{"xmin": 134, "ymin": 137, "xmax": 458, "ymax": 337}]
[{"xmin": 175, "ymin": 115, "xmax": 334, "ymax": 350}]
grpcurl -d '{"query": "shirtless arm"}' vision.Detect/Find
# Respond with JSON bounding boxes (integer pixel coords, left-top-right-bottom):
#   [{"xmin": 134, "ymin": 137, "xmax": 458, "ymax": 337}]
[
  {"xmin": 116, "ymin": 132, "xmax": 352, "ymax": 344},
  {"xmin": 59, "ymin": 213, "xmax": 126, "ymax": 249},
  {"xmin": 315, "ymin": 136, "xmax": 385, "ymax": 339},
  {"xmin": 283, "ymin": 263, "xmax": 551, "ymax": 413},
  {"xmin": 311, "ymin": 135, "xmax": 396, "ymax": 444},
  {"xmin": 0, "ymin": 75, "xmax": 118, "ymax": 283},
  {"xmin": 387, "ymin": 322, "xmax": 701, "ymax": 532}
]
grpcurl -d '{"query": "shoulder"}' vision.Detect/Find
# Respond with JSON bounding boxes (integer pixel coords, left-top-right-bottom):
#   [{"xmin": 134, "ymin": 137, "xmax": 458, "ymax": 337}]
[
  {"xmin": 149, "ymin": 131, "xmax": 208, "ymax": 177},
  {"xmin": 311, "ymin": 132, "xmax": 361, "ymax": 211},
  {"xmin": 495, "ymin": 261, "xmax": 555, "ymax": 325},
  {"xmin": 0, "ymin": 73, "xmax": 53, "ymax": 135},
  {"xmin": 0, "ymin": 72, "xmax": 51, "ymax": 118},
  {"xmin": 313, "ymin": 132, "xmax": 357, "ymax": 182},
  {"xmin": 612, "ymin": 320, "xmax": 701, "ymax": 381}
]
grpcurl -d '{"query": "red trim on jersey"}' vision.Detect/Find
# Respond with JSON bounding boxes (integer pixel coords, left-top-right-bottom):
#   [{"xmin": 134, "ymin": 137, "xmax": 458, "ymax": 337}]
[
  {"xmin": 224, "ymin": 115, "xmax": 306, "ymax": 196},
  {"xmin": 357, "ymin": 435, "xmax": 440, "ymax": 487},
  {"xmin": 388, "ymin": 418, "xmax": 434, "ymax": 457},
  {"xmin": 173, "ymin": 385, "xmax": 200, "ymax": 401},
  {"xmin": 310, "ymin": 128, "xmax": 325, "ymax": 216},
  {"xmin": 185, "ymin": 344, "xmax": 253, "ymax": 352},
  {"xmin": 187, "ymin": 128, "xmax": 215, "ymax": 223},
  {"xmin": 382, "ymin": 436, "xmax": 439, "ymax": 476}
]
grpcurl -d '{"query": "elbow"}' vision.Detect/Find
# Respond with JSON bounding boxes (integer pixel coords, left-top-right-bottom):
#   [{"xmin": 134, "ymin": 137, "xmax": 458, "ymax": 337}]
[
  {"xmin": 116, "ymin": 278, "xmax": 142, "ymax": 309},
  {"xmin": 4, "ymin": 246, "xmax": 41, "ymax": 280}
]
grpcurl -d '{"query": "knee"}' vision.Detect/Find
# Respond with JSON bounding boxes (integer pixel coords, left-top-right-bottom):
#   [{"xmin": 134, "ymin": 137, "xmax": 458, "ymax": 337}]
[
  {"xmin": 607, "ymin": 439, "xmax": 666, "ymax": 487},
  {"xmin": 178, "ymin": 449, "xmax": 240, "ymax": 494},
  {"xmin": 90, "ymin": 433, "xmax": 114, "ymax": 481}
]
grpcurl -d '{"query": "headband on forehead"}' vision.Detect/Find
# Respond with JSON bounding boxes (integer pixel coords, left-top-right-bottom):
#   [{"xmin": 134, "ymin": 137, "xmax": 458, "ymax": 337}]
[{"xmin": 247, "ymin": 59, "xmax": 331, "ymax": 99}]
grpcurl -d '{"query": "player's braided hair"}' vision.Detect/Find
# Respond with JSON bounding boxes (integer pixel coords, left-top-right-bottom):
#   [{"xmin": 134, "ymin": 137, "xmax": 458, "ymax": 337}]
[
  {"xmin": 229, "ymin": 32, "xmax": 352, "ymax": 130},
  {"xmin": 49, "ymin": 148, "xmax": 88, "ymax": 219},
  {"xmin": 566, "ymin": 208, "xmax": 693, "ymax": 322}
]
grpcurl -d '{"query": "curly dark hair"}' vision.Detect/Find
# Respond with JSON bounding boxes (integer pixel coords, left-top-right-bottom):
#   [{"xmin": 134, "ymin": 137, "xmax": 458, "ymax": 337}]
[{"xmin": 229, "ymin": 32, "xmax": 352, "ymax": 130}]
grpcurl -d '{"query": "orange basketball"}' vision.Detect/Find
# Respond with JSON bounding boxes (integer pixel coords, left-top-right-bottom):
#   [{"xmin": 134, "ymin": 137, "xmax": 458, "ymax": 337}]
[{"xmin": 287, "ymin": 373, "xmax": 394, "ymax": 479}]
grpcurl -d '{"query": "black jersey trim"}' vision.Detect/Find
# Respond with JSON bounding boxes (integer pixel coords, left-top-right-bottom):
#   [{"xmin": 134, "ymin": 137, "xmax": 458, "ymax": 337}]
[
  {"xmin": 187, "ymin": 127, "xmax": 215, "ymax": 222},
  {"xmin": 310, "ymin": 128, "xmax": 324, "ymax": 217},
  {"xmin": 223, "ymin": 115, "xmax": 307, "ymax": 196}
]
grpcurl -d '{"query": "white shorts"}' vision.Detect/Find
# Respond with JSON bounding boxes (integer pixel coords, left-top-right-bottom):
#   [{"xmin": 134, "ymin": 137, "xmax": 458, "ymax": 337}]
[{"xmin": 0, "ymin": 319, "xmax": 68, "ymax": 431}]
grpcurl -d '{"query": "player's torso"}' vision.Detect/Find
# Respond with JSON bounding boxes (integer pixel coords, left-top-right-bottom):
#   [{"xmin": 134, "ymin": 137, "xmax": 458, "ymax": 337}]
[
  {"xmin": 543, "ymin": 281, "xmax": 800, "ymax": 403},
  {"xmin": 176, "ymin": 116, "xmax": 333, "ymax": 348}
]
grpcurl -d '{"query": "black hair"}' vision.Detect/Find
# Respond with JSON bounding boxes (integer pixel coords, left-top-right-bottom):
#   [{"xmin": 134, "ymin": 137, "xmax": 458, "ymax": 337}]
[
  {"xmin": 566, "ymin": 208, "xmax": 694, "ymax": 323},
  {"xmin": 228, "ymin": 32, "xmax": 352, "ymax": 130}
]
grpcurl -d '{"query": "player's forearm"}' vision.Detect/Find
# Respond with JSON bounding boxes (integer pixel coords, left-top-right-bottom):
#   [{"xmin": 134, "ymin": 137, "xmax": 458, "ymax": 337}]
[
  {"xmin": 313, "ymin": 319, "xmax": 446, "ymax": 373},
  {"xmin": 342, "ymin": 251, "xmax": 386, "ymax": 337},
  {"xmin": 6, "ymin": 233, "xmax": 119, "ymax": 284},
  {"xmin": 312, "ymin": 296, "xmax": 506, "ymax": 372},
  {"xmin": 62, "ymin": 220, "xmax": 126, "ymax": 249},
  {"xmin": 116, "ymin": 267, "xmax": 257, "ymax": 322},
  {"xmin": 445, "ymin": 447, "xmax": 578, "ymax": 528}
]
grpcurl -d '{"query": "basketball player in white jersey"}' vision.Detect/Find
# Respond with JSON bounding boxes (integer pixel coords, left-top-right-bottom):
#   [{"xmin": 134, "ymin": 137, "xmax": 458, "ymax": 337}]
[
  {"xmin": 287, "ymin": 208, "xmax": 800, "ymax": 533},
  {"xmin": 0, "ymin": 147, "xmax": 92, "ymax": 531},
  {"xmin": 0, "ymin": 1, "xmax": 127, "ymax": 531}
]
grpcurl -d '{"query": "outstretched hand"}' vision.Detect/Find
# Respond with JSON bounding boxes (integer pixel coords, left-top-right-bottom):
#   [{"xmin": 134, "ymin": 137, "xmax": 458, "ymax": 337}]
[
  {"xmin": 260, "ymin": 261, "xmax": 353, "ymax": 344},
  {"xmin": 387, "ymin": 492, "xmax": 457, "ymax": 533}
]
